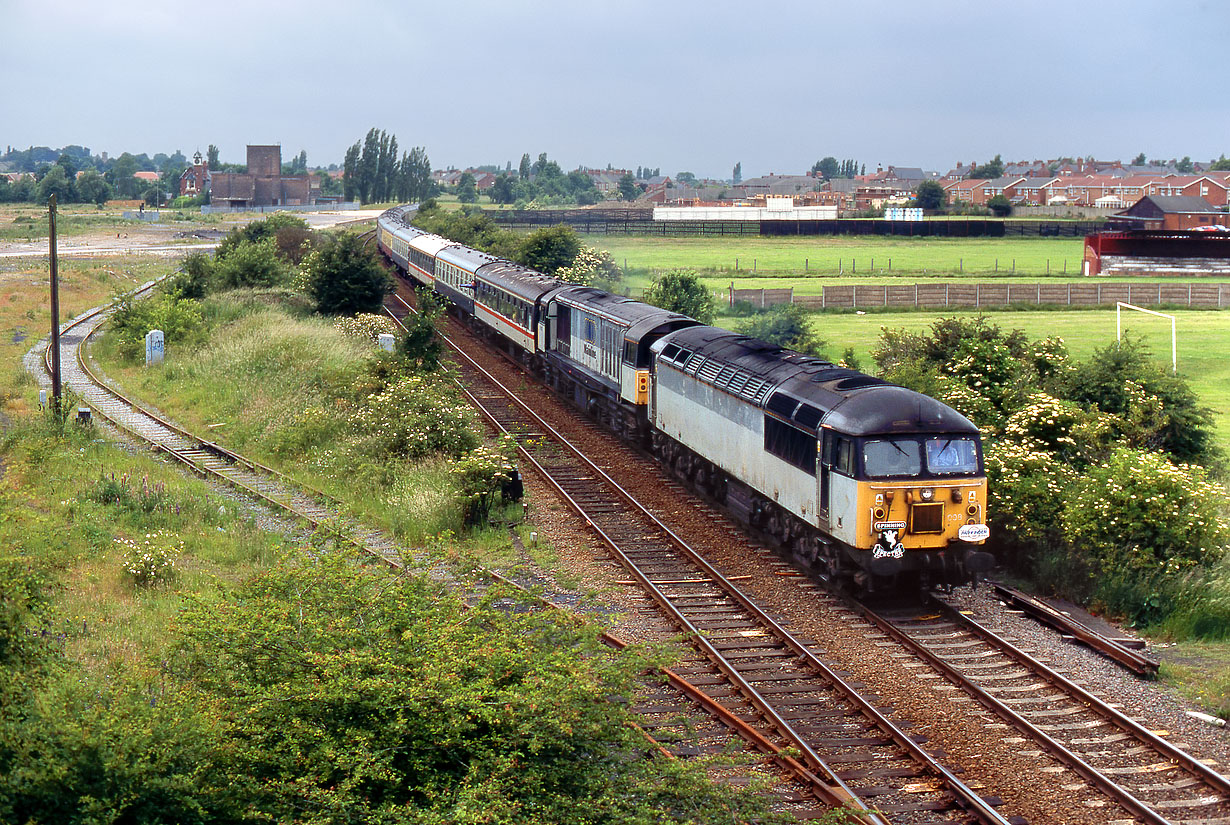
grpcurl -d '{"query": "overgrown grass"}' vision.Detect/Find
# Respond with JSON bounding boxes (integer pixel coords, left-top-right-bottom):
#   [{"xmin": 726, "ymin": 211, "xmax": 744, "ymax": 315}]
[
  {"xmin": 0, "ymin": 413, "xmax": 284, "ymax": 675},
  {"xmin": 93, "ymin": 292, "xmax": 474, "ymax": 545}
]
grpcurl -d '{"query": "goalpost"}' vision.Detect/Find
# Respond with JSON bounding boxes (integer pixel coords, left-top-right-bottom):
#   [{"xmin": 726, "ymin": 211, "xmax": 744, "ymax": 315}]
[{"xmin": 1116, "ymin": 302, "xmax": 1176, "ymax": 374}]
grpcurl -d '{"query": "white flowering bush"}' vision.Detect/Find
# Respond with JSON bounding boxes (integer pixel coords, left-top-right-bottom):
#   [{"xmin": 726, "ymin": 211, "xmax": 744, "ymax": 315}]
[
  {"xmin": 347, "ymin": 373, "xmax": 479, "ymax": 460},
  {"xmin": 451, "ymin": 436, "xmax": 518, "ymax": 526},
  {"xmin": 554, "ymin": 246, "xmax": 621, "ymax": 286},
  {"xmin": 334, "ymin": 313, "xmax": 398, "ymax": 344},
  {"xmin": 1062, "ymin": 448, "xmax": 1229, "ymax": 577},
  {"xmin": 1001, "ymin": 392, "xmax": 1112, "ymax": 462},
  {"xmin": 984, "ymin": 440, "xmax": 1079, "ymax": 549},
  {"xmin": 118, "ymin": 531, "xmax": 182, "ymax": 587},
  {"xmin": 1030, "ymin": 336, "xmax": 1075, "ymax": 382}
]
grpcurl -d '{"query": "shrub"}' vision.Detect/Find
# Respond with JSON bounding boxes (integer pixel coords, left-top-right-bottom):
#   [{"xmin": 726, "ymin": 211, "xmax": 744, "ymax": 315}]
[
  {"xmin": 451, "ymin": 436, "xmax": 518, "ymax": 526},
  {"xmin": 87, "ymin": 472, "xmax": 171, "ymax": 513},
  {"xmin": 215, "ymin": 213, "xmax": 309, "ymax": 261},
  {"xmin": 107, "ymin": 292, "xmax": 204, "ymax": 362},
  {"xmin": 333, "ymin": 312, "xmax": 397, "ymax": 344},
  {"xmin": 643, "ymin": 269, "xmax": 716, "ymax": 325},
  {"xmin": 1061, "ymin": 448, "xmax": 1230, "ymax": 620},
  {"xmin": 213, "ymin": 238, "xmax": 292, "ymax": 290},
  {"xmin": 346, "ymin": 372, "xmax": 479, "ymax": 460},
  {"xmin": 738, "ymin": 302, "xmax": 826, "ymax": 357},
  {"xmin": 165, "ymin": 251, "xmax": 212, "ymax": 300},
  {"xmin": 304, "ymin": 232, "xmax": 391, "ymax": 315},
  {"xmin": 1068, "ymin": 337, "xmax": 1220, "ymax": 466},
  {"xmin": 553, "ymin": 245, "xmax": 621, "ymax": 286},
  {"xmin": 516, "ymin": 224, "xmax": 581, "ymax": 275}
]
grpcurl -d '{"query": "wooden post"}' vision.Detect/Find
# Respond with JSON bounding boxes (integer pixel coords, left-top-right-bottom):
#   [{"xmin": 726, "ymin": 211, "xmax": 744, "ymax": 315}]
[{"xmin": 48, "ymin": 195, "xmax": 62, "ymax": 419}]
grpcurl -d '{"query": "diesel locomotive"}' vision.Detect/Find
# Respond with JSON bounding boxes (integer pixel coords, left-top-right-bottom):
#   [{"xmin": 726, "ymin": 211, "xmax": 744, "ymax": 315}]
[{"xmin": 377, "ymin": 205, "xmax": 992, "ymax": 589}]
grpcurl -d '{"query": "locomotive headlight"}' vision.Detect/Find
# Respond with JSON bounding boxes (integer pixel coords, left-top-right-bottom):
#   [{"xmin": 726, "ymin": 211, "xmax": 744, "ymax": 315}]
[
  {"xmin": 920, "ymin": 488, "xmax": 934, "ymax": 501},
  {"xmin": 951, "ymin": 487, "xmax": 962, "ymax": 503}
]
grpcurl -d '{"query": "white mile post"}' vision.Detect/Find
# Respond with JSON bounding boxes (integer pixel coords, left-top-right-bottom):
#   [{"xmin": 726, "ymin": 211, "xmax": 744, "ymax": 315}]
[{"xmin": 145, "ymin": 329, "xmax": 165, "ymax": 365}]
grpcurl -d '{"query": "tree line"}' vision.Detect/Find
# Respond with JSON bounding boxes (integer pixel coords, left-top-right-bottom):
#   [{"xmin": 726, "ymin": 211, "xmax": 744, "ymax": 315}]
[{"xmin": 342, "ymin": 128, "xmax": 434, "ymax": 205}]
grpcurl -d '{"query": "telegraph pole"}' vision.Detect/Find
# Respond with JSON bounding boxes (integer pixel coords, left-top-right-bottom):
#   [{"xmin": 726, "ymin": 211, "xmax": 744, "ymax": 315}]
[{"xmin": 48, "ymin": 194, "xmax": 62, "ymax": 418}]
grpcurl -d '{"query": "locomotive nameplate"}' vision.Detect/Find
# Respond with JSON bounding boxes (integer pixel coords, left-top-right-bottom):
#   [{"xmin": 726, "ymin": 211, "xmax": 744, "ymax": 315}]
[{"xmin": 874, "ymin": 521, "xmax": 906, "ymax": 530}]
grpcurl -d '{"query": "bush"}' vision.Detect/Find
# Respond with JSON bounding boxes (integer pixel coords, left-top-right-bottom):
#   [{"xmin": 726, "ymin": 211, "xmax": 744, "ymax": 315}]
[
  {"xmin": 117, "ymin": 531, "xmax": 181, "ymax": 587},
  {"xmin": 738, "ymin": 302, "xmax": 826, "ymax": 357},
  {"xmin": 1068, "ymin": 337, "xmax": 1220, "ymax": 466},
  {"xmin": 1061, "ymin": 448, "xmax": 1230, "ymax": 616},
  {"xmin": 107, "ymin": 292, "xmax": 204, "ymax": 362},
  {"xmin": 346, "ymin": 371, "xmax": 479, "ymax": 460},
  {"xmin": 165, "ymin": 252, "xmax": 212, "ymax": 300},
  {"xmin": 213, "ymin": 238, "xmax": 293, "ymax": 290},
  {"xmin": 333, "ymin": 312, "xmax": 398, "ymax": 344},
  {"xmin": 553, "ymin": 245, "xmax": 621, "ymax": 286},
  {"xmin": 304, "ymin": 232, "xmax": 391, "ymax": 315},
  {"xmin": 451, "ymin": 436, "xmax": 518, "ymax": 526},
  {"xmin": 515, "ymin": 224, "xmax": 581, "ymax": 275},
  {"xmin": 643, "ymin": 269, "xmax": 716, "ymax": 325},
  {"xmin": 215, "ymin": 213, "xmax": 309, "ymax": 261}
]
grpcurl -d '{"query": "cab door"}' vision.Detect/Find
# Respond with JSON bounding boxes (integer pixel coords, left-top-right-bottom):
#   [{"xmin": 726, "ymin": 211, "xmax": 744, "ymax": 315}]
[{"xmin": 818, "ymin": 428, "xmax": 832, "ymax": 530}]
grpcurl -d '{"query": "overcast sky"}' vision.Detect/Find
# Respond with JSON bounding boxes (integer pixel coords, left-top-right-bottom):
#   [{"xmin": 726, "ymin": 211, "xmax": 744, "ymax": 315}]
[{"xmin": 3, "ymin": 0, "xmax": 1227, "ymax": 179}]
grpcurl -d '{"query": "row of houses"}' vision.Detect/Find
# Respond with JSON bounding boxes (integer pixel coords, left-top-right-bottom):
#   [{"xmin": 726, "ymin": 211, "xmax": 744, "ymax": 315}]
[{"xmin": 943, "ymin": 173, "xmax": 1230, "ymax": 209}]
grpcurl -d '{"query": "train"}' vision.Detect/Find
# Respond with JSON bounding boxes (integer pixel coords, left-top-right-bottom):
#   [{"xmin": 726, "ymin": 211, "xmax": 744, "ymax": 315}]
[{"xmin": 377, "ymin": 204, "xmax": 993, "ymax": 589}]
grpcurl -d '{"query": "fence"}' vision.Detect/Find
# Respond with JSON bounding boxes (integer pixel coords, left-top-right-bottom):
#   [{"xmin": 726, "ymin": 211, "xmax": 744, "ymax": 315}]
[
  {"xmin": 488, "ymin": 210, "xmax": 1104, "ymax": 238},
  {"xmin": 730, "ymin": 282, "xmax": 1230, "ymax": 311}
]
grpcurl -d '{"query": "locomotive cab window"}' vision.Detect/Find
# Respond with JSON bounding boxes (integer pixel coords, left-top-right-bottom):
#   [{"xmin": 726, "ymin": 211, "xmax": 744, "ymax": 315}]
[
  {"xmin": 863, "ymin": 439, "xmax": 922, "ymax": 478},
  {"xmin": 925, "ymin": 437, "xmax": 980, "ymax": 475}
]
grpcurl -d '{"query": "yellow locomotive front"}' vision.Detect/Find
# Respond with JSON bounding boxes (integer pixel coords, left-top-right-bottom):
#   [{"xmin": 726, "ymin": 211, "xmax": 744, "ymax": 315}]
[{"xmin": 829, "ymin": 432, "xmax": 991, "ymax": 584}]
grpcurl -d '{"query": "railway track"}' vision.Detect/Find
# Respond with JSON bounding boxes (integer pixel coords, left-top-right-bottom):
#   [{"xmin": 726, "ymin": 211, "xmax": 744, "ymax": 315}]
[
  {"xmin": 856, "ymin": 594, "xmax": 1230, "ymax": 825},
  {"xmin": 397, "ymin": 281, "xmax": 1230, "ymax": 825},
  {"xmin": 386, "ymin": 291, "xmax": 1013, "ymax": 825},
  {"xmin": 37, "ymin": 291, "xmax": 857, "ymax": 821},
  {"xmin": 41, "ymin": 298, "xmax": 406, "ymax": 568}
]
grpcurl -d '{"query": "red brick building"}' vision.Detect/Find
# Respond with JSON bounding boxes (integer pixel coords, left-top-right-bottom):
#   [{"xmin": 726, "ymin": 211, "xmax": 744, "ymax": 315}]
[{"xmin": 206, "ymin": 144, "xmax": 319, "ymax": 208}]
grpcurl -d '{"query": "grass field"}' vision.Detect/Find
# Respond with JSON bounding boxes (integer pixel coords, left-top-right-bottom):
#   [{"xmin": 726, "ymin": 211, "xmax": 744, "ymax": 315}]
[
  {"xmin": 593, "ymin": 235, "xmax": 1088, "ymax": 278},
  {"xmin": 736, "ymin": 307, "xmax": 1230, "ymax": 455}
]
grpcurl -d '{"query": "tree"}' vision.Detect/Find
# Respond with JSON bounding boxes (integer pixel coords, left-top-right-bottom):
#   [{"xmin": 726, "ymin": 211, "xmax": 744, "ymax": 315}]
[
  {"xmin": 489, "ymin": 173, "xmax": 516, "ymax": 205},
  {"xmin": 206, "ymin": 144, "xmax": 220, "ymax": 169},
  {"xmin": 1176, "ymin": 156, "xmax": 1194, "ymax": 173},
  {"xmin": 1132, "ymin": 152, "xmax": 1147, "ymax": 166},
  {"xmin": 914, "ymin": 179, "xmax": 946, "ymax": 210},
  {"xmin": 397, "ymin": 290, "xmax": 445, "ymax": 370},
  {"xmin": 342, "ymin": 141, "xmax": 360, "ymax": 202},
  {"xmin": 516, "ymin": 225, "xmax": 581, "ymax": 274},
  {"xmin": 1211, "ymin": 155, "xmax": 1230, "ymax": 172},
  {"xmin": 643, "ymin": 270, "xmax": 716, "ymax": 325},
  {"xmin": 617, "ymin": 172, "xmax": 638, "ymax": 201},
  {"xmin": 37, "ymin": 165, "xmax": 75, "ymax": 204},
  {"xmin": 986, "ymin": 194, "xmax": 1012, "ymax": 216},
  {"xmin": 969, "ymin": 154, "xmax": 1004, "ymax": 179},
  {"xmin": 457, "ymin": 171, "xmax": 478, "ymax": 203},
  {"xmin": 732, "ymin": 161, "xmax": 741, "ymax": 184},
  {"xmin": 675, "ymin": 171, "xmax": 696, "ymax": 185},
  {"xmin": 105, "ymin": 152, "xmax": 140, "ymax": 198},
  {"xmin": 738, "ymin": 303, "xmax": 826, "ymax": 357},
  {"xmin": 75, "ymin": 169, "xmax": 111, "ymax": 205},
  {"xmin": 811, "ymin": 157, "xmax": 840, "ymax": 179},
  {"xmin": 518, "ymin": 153, "xmax": 531, "ymax": 180},
  {"xmin": 306, "ymin": 232, "xmax": 392, "ymax": 315}
]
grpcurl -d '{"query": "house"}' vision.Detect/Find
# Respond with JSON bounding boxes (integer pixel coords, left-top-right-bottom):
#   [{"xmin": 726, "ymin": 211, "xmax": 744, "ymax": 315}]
[
  {"xmin": 178, "ymin": 151, "xmax": 209, "ymax": 197},
  {"xmin": 1110, "ymin": 196, "xmax": 1224, "ymax": 231}
]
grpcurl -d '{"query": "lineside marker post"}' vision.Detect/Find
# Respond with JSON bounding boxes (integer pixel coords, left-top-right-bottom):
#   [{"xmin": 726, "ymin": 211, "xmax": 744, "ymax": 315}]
[
  {"xmin": 1117, "ymin": 301, "xmax": 1176, "ymax": 374},
  {"xmin": 48, "ymin": 195, "xmax": 63, "ymax": 420}
]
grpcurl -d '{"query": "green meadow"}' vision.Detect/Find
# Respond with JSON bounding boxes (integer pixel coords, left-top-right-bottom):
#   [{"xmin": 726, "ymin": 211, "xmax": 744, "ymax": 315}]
[{"xmin": 593, "ymin": 234, "xmax": 1088, "ymax": 278}]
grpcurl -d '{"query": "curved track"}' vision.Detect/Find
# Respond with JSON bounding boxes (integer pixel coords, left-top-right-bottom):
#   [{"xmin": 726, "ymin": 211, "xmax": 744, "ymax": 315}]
[{"xmin": 36, "ymin": 293, "xmax": 861, "ymax": 822}]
